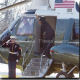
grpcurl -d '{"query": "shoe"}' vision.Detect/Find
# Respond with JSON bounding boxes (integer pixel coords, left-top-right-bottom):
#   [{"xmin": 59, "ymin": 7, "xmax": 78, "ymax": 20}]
[
  {"xmin": 43, "ymin": 55, "xmax": 48, "ymax": 58},
  {"xmin": 42, "ymin": 55, "xmax": 46, "ymax": 57}
]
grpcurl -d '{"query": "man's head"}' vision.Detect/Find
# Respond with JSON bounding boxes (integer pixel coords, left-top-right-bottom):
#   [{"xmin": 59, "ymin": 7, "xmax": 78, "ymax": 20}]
[
  {"xmin": 38, "ymin": 17, "xmax": 45, "ymax": 24},
  {"xmin": 35, "ymin": 14, "xmax": 45, "ymax": 24},
  {"xmin": 10, "ymin": 36, "xmax": 17, "ymax": 43},
  {"xmin": 22, "ymin": 17, "xmax": 28, "ymax": 24},
  {"xmin": 38, "ymin": 20, "xmax": 42, "ymax": 24}
]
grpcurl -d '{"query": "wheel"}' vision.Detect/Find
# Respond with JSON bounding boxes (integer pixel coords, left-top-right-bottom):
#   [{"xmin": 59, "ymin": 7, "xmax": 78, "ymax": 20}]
[{"xmin": 56, "ymin": 71, "xmax": 69, "ymax": 78}]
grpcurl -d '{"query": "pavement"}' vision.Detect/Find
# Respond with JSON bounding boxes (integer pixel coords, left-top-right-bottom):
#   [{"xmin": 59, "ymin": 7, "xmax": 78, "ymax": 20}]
[
  {"xmin": 0, "ymin": 63, "xmax": 22, "ymax": 78},
  {"xmin": 45, "ymin": 72, "xmax": 79, "ymax": 78},
  {"xmin": 0, "ymin": 76, "xmax": 2, "ymax": 78},
  {"xmin": 0, "ymin": 63, "xmax": 79, "ymax": 78}
]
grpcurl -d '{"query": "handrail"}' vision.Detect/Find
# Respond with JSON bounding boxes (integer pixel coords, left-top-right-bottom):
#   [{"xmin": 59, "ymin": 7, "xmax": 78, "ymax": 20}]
[
  {"xmin": 22, "ymin": 42, "xmax": 34, "ymax": 72},
  {"xmin": 24, "ymin": 43, "xmax": 34, "ymax": 64},
  {"xmin": 22, "ymin": 37, "xmax": 35, "ymax": 72},
  {"xmin": 40, "ymin": 38, "xmax": 54, "ymax": 72},
  {"xmin": 22, "ymin": 42, "xmax": 32, "ymax": 64}
]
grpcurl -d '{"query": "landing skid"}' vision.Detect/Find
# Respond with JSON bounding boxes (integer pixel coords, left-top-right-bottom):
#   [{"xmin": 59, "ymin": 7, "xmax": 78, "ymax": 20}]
[{"xmin": 56, "ymin": 62, "xmax": 78, "ymax": 78}]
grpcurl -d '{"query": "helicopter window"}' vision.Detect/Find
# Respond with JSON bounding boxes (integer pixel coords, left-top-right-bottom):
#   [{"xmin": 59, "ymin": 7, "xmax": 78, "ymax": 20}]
[
  {"xmin": 8, "ymin": 17, "xmax": 20, "ymax": 31},
  {"xmin": 75, "ymin": 2, "xmax": 79, "ymax": 12},
  {"xmin": 17, "ymin": 17, "xmax": 34, "ymax": 36},
  {"xmin": 74, "ymin": 26, "xmax": 79, "ymax": 39},
  {"xmin": 71, "ymin": 22, "xmax": 79, "ymax": 40},
  {"xmin": 70, "ymin": 21, "xmax": 79, "ymax": 46}
]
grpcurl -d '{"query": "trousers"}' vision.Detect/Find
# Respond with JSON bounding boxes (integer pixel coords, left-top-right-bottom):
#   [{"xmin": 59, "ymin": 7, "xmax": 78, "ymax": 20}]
[
  {"xmin": 41, "ymin": 35, "xmax": 54, "ymax": 58},
  {"xmin": 8, "ymin": 61, "xmax": 16, "ymax": 78}
]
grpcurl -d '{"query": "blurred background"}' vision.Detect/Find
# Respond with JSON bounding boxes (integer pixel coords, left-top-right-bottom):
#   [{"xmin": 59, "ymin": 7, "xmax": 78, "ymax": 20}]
[
  {"xmin": 0, "ymin": 0, "xmax": 31, "ymax": 34},
  {"xmin": 0, "ymin": 0, "xmax": 31, "ymax": 77}
]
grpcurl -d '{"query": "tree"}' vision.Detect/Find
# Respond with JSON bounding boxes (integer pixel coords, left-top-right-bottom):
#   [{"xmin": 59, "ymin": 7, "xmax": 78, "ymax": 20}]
[{"xmin": 0, "ymin": 0, "xmax": 29, "ymax": 34}]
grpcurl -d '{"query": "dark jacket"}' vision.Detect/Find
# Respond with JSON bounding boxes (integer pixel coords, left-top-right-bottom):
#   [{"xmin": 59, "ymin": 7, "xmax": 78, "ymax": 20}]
[
  {"xmin": 2, "ymin": 43, "xmax": 21, "ymax": 62},
  {"xmin": 39, "ymin": 17, "xmax": 55, "ymax": 40}
]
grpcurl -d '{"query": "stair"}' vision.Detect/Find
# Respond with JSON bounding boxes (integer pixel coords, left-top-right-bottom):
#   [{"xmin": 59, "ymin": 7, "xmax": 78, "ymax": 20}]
[{"xmin": 22, "ymin": 58, "xmax": 53, "ymax": 78}]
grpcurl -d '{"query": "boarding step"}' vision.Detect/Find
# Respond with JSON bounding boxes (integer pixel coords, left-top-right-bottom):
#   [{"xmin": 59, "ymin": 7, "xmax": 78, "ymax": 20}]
[
  {"xmin": 22, "ymin": 69, "xmax": 39, "ymax": 76},
  {"xmin": 22, "ymin": 58, "xmax": 53, "ymax": 77},
  {"xmin": 31, "ymin": 58, "xmax": 49, "ymax": 62},
  {"xmin": 26, "ymin": 66, "xmax": 44, "ymax": 70},
  {"xmin": 23, "ymin": 66, "xmax": 48, "ymax": 76},
  {"xmin": 30, "ymin": 62, "xmax": 49, "ymax": 66}
]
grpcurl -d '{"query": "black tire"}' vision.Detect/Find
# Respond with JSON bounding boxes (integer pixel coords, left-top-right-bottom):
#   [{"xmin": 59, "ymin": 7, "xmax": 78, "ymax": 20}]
[{"xmin": 56, "ymin": 71, "xmax": 69, "ymax": 78}]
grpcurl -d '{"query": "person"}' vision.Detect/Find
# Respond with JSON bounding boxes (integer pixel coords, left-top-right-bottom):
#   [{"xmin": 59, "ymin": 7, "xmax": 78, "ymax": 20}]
[
  {"xmin": 35, "ymin": 14, "xmax": 55, "ymax": 58},
  {"xmin": 17, "ymin": 17, "xmax": 30, "ymax": 35},
  {"xmin": 2, "ymin": 36, "xmax": 21, "ymax": 78}
]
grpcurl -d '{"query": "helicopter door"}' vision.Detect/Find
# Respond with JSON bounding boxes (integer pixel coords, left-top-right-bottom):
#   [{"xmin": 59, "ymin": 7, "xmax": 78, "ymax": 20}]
[
  {"xmin": 39, "ymin": 16, "xmax": 57, "ymax": 55},
  {"xmin": 43, "ymin": 16, "xmax": 57, "ymax": 45},
  {"xmin": 45, "ymin": 16, "xmax": 57, "ymax": 31}
]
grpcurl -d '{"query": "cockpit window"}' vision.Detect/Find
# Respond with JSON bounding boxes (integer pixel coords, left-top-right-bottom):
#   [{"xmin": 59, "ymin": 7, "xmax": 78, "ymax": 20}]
[
  {"xmin": 70, "ymin": 20, "xmax": 79, "ymax": 46},
  {"xmin": 8, "ymin": 17, "xmax": 20, "ymax": 31},
  {"xmin": 17, "ymin": 17, "xmax": 34, "ymax": 35}
]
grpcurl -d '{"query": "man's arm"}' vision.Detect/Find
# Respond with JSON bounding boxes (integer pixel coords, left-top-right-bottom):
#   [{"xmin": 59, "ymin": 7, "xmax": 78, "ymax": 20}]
[
  {"xmin": 2, "ymin": 40, "xmax": 10, "ymax": 47},
  {"xmin": 35, "ymin": 14, "xmax": 42, "ymax": 21},
  {"xmin": 35, "ymin": 14, "xmax": 39, "ymax": 19}
]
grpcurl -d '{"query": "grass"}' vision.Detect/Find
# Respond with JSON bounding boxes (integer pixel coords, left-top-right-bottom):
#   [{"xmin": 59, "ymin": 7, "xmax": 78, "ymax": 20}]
[
  {"xmin": 16, "ymin": 65, "xmax": 22, "ymax": 71},
  {"xmin": 0, "ymin": 54, "xmax": 8, "ymax": 63}
]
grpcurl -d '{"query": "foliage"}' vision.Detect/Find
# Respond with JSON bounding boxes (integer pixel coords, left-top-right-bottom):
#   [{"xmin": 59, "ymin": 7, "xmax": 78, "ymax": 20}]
[{"xmin": 0, "ymin": 0, "xmax": 30, "ymax": 33}]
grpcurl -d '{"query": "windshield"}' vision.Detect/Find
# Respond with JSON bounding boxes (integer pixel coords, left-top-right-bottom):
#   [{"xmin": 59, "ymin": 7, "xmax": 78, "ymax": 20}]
[
  {"xmin": 17, "ymin": 17, "xmax": 34, "ymax": 36},
  {"xmin": 8, "ymin": 17, "xmax": 20, "ymax": 31}
]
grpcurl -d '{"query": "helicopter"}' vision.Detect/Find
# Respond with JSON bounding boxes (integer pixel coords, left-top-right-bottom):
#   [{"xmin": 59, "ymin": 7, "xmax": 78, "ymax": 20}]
[{"xmin": 0, "ymin": 0, "xmax": 79, "ymax": 78}]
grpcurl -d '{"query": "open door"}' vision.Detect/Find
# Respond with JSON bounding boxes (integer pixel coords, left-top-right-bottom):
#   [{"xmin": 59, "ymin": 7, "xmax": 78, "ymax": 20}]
[
  {"xmin": 40, "ymin": 16, "xmax": 57, "ymax": 55},
  {"xmin": 45, "ymin": 16, "xmax": 57, "ymax": 31}
]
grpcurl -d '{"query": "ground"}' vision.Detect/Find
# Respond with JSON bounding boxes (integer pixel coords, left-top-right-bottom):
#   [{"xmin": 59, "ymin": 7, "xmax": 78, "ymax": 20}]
[
  {"xmin": 0, "ymin": 63, "xmax": 79, "ymax": 78},
  {"xmin": 0, "ymin": 63, "xmax": 22, "ymax": 78}
]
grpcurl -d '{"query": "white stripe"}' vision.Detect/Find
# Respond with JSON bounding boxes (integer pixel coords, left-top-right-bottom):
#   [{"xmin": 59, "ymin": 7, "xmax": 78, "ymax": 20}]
[
  {"xmin": 63, "ymin": 0, "xmax": 75, "ymax": 1},
  {"xmin": 55, "ymin": 41, "xmax": 79, "ymax": 44},
  {"xmin": 16, "ymin": 40, "xmax": 79, "ymax": 44},
  {"xmin": 55, "ymin": 3, "xmax": 74, "ymax": 4},
  {"xmin": 55, "ymin": 5, "xmax": 74, "ymax": 6},
  {"xmin": 9, "ymin": 51, "xmax": 18, "ymax": 54},
  {"xmin": 55, "ymin": 5, "xmax": 74, "ymax": 7},
  {"xmin": 16, "ymin": 40, "xmax": 34, "ymax": 43}
]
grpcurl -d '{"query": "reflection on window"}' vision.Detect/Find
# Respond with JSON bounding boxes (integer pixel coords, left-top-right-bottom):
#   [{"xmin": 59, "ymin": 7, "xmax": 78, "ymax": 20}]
[{"xmin": 17, "ymin": 17, "xmax": 34, "ymax": 35}]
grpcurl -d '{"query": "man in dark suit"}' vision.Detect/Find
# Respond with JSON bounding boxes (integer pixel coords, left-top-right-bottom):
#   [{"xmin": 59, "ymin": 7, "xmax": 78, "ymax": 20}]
[{"xmin": 35, "ymin": 14, "xmax": 55, "ymax": 58}]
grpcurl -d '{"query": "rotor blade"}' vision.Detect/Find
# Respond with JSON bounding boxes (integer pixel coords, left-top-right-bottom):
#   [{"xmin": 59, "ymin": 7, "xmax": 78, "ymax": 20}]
[{"xmin": 0, "ymin": 0, "xmax": 32, "ymax": 12}]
